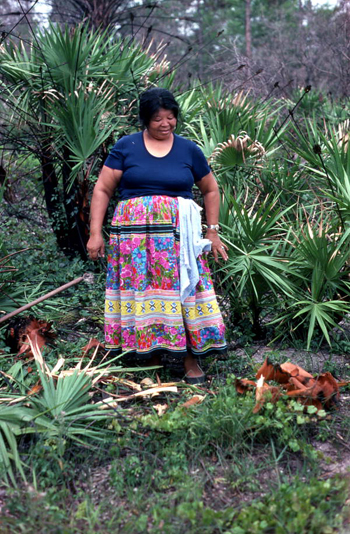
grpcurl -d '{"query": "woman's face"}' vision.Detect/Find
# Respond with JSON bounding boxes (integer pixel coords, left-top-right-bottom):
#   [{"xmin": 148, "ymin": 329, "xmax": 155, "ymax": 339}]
[{"xmin": 147, "ymin": 108, "xmax": 177, "ymax": 140}]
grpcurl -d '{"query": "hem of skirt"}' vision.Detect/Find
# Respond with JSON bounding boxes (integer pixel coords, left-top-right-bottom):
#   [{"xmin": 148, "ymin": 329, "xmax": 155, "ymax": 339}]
[
  {"xmin": 105, "ymin": 344, "xmax": 227, "ymax": 360},
  {"xmin": 189, "ymin": 345, "xmax": 227, "ymax": 358}
]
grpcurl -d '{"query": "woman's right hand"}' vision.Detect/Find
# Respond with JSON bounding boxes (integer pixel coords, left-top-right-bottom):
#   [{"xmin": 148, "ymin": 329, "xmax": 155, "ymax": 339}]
[{"xmin": 87, "ymin": 233, "xmax": 105, "ymax": 261}]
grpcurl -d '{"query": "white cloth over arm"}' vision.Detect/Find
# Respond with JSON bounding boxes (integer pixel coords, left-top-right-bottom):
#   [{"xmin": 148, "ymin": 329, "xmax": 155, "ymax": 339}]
[{"xmin": 178, "ymin": 197, "xmax": 212, "ymax": 304}]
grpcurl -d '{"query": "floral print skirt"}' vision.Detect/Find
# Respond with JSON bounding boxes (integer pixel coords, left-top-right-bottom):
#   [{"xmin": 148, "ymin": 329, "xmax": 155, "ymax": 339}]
[{"xmin": 105, "ymin": 195, "xmax": 227, "ymax": 359}]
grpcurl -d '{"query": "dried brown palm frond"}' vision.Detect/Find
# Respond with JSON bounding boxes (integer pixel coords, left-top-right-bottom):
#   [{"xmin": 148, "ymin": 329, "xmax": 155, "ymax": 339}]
[
  {"xmin": 336, "ymin": 119, "xmax": 349, "ymax": 151},
  {"xmin": 142, "ymin": 39, "xmax": 171, "ymax": 81},
  {"xmin": 207, "ymin": 90, "xmax": 251, "ymax": 112},
  {"xmin": 210, "ymin": 132, "xmax": 266, "ymax": 167}
]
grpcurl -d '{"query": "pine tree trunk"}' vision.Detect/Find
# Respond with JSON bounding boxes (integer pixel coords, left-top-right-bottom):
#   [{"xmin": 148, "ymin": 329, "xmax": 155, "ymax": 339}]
[
  {"xmin": 245, "ymin": 0, "xmax": 252, "ymax": 61},
  {"xmin": 61, "ymin": 147, "xmax": 90, "ymax": 260},
  {"xmin": 40, "ymin": 144, "xmax": 71, "ymax": 253},
  {"xmin": 39, "ymin": 144, "xmax": 91, "ymax": 259}
]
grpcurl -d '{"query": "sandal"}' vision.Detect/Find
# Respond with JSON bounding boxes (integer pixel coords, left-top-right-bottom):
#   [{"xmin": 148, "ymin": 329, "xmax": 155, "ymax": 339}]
[{"xmin": 185, "ymin": 374, "xmax": 206, "ymax": 385}]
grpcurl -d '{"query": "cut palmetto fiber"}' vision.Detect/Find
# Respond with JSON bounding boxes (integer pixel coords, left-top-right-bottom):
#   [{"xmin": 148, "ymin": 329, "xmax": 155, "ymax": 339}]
[{"xmin": 30, "ymin": 339, "xmax": 180, "ymax": 406}]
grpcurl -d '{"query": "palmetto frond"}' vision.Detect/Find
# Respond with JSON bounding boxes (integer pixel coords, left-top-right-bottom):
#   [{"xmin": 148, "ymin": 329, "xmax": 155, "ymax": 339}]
[
  {"xmin": 218, "ymin": 194, "xmax": 295, "ymax": 334},
  {"xmin": 271, "ymin": 212, "xmax": 350, "ymax": 348},
  {"xmin": 0, "ymin": 342, "xmax": 123, "ymax": 483},
  {"xmin": 0, "ymin": 23, "xmax": 157, "ymax": 168},
  {"xmin": 0, "ymin": 23, "xmax": 162, "ymax": 256},
  {"xmin": 187, "ymin": 84, "xmax": 288, "ymax": 164},
  {"xmin": 289, "ymin": 119, "xmax": 350, "ymax": 226},
  {"xmin": 0, "ymin": 405, "xmax": 35, "ymax": 484}
]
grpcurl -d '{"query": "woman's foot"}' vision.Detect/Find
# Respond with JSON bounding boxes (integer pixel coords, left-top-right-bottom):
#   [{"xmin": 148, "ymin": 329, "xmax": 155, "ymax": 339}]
[
  {"xmin": 147, "ymin": 354, "xmax": 162, "ymax": 366},
  {"xmin": 184, "ymin": 354, "xmax": 205, "ymax": 382}
]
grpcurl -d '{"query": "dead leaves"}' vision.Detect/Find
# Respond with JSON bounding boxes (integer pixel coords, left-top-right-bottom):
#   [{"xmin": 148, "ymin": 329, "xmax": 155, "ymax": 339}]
[
  {"xmin": 236, "ymin": 357, "xmax": 349, "ymax": 413},
  {"xmin": 6, "ymin": 318, "xmax": 103, "ymax": 360},
  {"xmin": 81, "ymin": 338, "xmax": 104, "ymax": 354},
  {"xmin": 253, "ymin": 375, "xmax": 281, "ymax": 414},
  {"xmin": 256, "ymin": 359, "xmax": 314, "ymax": 385},
  {"xmin": 180, "ymin": 395, "xmax": 206, "ymax": 409},
  {"xmin": 6, "ymin": 340, "xmax": 204, "ymax": 416},
  {"xmin": 7, "ymin": 317, "xmax": 56, "ymax": 358}
]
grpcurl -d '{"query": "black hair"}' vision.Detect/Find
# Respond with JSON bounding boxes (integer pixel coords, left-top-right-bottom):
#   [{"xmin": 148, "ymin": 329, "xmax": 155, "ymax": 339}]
[{"xmin": 139, "ymin": 87, "xmax": 179, "ymax": 129}]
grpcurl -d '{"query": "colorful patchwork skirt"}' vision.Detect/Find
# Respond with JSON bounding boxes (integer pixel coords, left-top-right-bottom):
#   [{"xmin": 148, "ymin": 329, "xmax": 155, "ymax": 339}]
[{"xmin": 105, "ymin": 195, "xmax": 227, "ymax": 359}]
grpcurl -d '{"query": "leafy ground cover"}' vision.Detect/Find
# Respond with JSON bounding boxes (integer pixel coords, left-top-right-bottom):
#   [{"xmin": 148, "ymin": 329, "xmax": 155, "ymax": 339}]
[{"xmin": 0, "ymin": 345, "xmax": 349, "ymax": 534}]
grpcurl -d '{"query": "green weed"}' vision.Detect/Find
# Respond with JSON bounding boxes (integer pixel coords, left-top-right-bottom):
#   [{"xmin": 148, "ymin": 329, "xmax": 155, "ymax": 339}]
[{"xmin": 230, "ymin": 477, "xmax": 347, "ymax": 534}]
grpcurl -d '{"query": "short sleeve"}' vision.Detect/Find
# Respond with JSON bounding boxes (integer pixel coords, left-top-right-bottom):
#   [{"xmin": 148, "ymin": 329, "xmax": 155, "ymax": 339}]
[
  {"xmin": 191, "ymin": 142, "xmax": 211, "ymax": 181},
  {"xmin": 104, "ymin": 137, "xmax": 125, "ymax": 170}
]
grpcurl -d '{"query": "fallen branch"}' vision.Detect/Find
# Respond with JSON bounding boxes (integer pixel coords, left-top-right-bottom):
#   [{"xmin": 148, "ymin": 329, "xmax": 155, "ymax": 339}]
[
  {"xmin": 0, "ymin": 273, "xmax": 94, "ymax": 324},
  {"xmin": 98, "ymin": 386, "xmax": 179, "ymax": 408}
]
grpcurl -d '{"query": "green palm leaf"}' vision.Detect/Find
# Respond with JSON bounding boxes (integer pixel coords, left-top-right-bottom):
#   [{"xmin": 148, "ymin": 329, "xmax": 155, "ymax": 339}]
[
  {"xmin": 0, "ymin": 405, "xmax": 37, "ymax": 484},
  {"xmin": 291, "ymin": 300, "xmax": 349, "ymax": 349}
]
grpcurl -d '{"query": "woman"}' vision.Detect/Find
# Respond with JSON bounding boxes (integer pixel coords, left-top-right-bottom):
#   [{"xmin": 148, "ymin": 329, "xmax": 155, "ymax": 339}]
[{"xmin": 87, "ymin": 88, "xmax": 227, "ymax": 384}]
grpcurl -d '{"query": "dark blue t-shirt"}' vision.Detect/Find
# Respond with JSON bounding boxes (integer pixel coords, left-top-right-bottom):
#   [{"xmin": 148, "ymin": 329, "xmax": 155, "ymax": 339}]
[{"xmin": 104, "ymin": 131, "xmax": 211, "ymax": 201}]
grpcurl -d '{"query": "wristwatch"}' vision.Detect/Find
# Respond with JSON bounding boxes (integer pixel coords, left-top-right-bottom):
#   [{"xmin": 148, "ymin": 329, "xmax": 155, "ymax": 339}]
[{"xmin": 207, "ymin": 224, "xmax": 220, "ymax": 231}]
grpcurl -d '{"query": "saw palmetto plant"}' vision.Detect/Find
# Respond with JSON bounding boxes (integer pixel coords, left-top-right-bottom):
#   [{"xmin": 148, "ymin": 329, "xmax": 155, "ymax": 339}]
[
  {"xmin": 289, "ymin": 119, "xmax": 350, "ymax": 227},
  {"xmin": 0, "ymin": 340, "xmax": 171, "ymax": 484},
  {"xmin": 0, "ymin": 342, "xmax": 120, "ymax": 484},
  {"xmin": 0, "ymin": 24, "xmax": 166, "ymax": 259},
  {"xmin": 218, "ymin": 193, "xmax": 295, "ymax": 337},
  {"xmin": 193, "ymin": 93, "xmax": 349, "ymax": 346},
  {"xmin": 271, "ymin": 216, "xmax": 350, "ymax": 349},
  {"xmin": 188, "ymin": 85, "xmax": 289, "ymax": 161}
]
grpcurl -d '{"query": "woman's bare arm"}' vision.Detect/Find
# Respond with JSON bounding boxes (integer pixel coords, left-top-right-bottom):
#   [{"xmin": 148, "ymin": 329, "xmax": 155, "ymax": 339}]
[
  {"xmin": 87, "ymin": 166, "xmax": 122, "ymax": 260},
  {"xmin": 196, "ymin": 172, "xmax": 228, "ymax": 263}
]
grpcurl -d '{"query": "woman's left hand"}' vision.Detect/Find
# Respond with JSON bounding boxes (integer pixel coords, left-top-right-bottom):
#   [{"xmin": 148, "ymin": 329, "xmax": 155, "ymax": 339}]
[{"xmin": 206, "ymin": 229, "xmax": 229, "ymax": 263}]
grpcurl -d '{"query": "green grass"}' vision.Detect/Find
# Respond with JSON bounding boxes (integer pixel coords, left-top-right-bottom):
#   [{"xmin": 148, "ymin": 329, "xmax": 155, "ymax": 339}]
[{"xmin": 1, "ymin": 396, "xmax": 349, "ymax": 533}]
